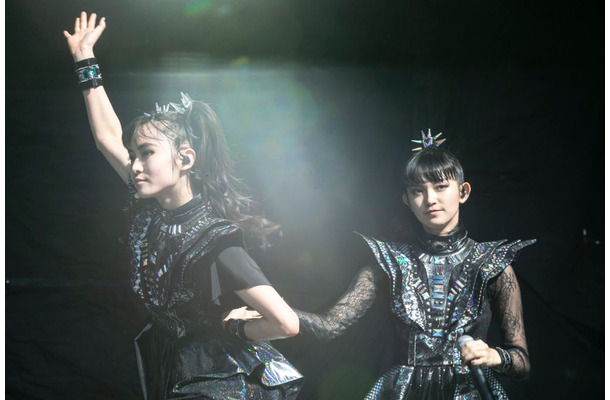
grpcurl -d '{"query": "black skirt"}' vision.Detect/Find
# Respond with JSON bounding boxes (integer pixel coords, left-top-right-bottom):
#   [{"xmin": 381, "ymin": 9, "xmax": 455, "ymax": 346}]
[{"xmin": 134, "ymin": 324, "xmax": 303, "ymax": 400}]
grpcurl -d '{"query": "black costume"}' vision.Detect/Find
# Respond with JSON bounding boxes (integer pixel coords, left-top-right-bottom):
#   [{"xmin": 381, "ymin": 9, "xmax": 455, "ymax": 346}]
[
  {"xmin": 297, "ymin": 226, "xmax": 533, "ymax": 400},
  {"xmin": 127, "ymin": 192, "xmax": 302, "ymax": 399}
]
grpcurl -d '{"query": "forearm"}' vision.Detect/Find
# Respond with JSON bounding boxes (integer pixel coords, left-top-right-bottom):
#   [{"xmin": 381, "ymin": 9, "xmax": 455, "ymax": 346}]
[
  {"xmin": 234, "ymin": 285, "xmax": 299, "ymax": 341},
  {"xmin": 81, "ymin": 86, "xmax": 128, "ymax": 181},
  {"xmin": 65, "ymin": 12, "xmax": 129, "ymax": 182},
  {"xmin": 241, "ymin": 312, "xmax": 299, "ymax": 341},
  {"xmin": 490, "ymin": 266, "xmax": 531, "ymax": 377},
  {"xmin": 296, "ymin": 265, "xmax": 380, "ymax": 343},
  {"xmin": 295, "ymin": 308, "xmax": 352, "ymax": 343},
  {"xmin": 496, "ymin": 345, "xmax": 530, "ymax": 377}
]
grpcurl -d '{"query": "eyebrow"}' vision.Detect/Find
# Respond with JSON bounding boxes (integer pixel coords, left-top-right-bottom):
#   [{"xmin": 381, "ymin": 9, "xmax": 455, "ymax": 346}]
[
  {"xmin": 137, "ymin": 143, "xmax": 156, "ymax": 151},
  {"xmin": 128, "ymin": 142, "xmax": 158, "ymax": 153}
]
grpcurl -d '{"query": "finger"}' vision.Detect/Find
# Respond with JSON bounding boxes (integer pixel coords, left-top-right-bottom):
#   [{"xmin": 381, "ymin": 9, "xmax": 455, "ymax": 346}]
[
  {"xmin": 461, "ymin": 343, "xmax": 476, "ymax": 357},
  {"xmin": 460, "ymin": 347, "xmax": 477, "ymax": 363},
  {"xmin": 88, "ymin": 13, "xmax": 97, "ymax": 30},
  {"xmin": 461, "ymin": 353, "xmax": 474, "ymax": 364},
  {"xmin": 80, "ymin": 11, "xmax": 87, "ymax": 31},
  {"xmin": 74, "ymin": 17, "xmax": 80, "ymax": 33},
  {"xmin": 63, "ymin": 30, "xmax": 72, "ymax": 39},
  {"xmin": 473, "ymin": 339, "xmax": 488, "ymax": 349},
  {"xmin": 97, "ymin": 17, "xmax": 106, "ymax": 31}
]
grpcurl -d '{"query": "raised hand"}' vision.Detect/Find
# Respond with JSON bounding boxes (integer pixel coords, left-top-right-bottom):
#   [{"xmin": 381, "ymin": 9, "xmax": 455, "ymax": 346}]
[{"xmin": 63, "ymin": 11, "xmax": 106, "ymax": 62}]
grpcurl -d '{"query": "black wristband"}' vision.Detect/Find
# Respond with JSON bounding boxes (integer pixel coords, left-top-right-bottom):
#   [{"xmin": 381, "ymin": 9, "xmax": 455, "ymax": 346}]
[
  {"xmin": 78, "ymin": 77, "xmax": 104, "ymax": 90},
  {"xmin": 74, "ymin": 58, "xmax": 98, "ymax": 69},
  {"xmin": 75, "ymin": 58, "xmax": 103, "ymax": 90},
  {"xmin": 224, "ymin": 319, "xmax": 250, "ymax": 340},
  {"xmin": 492, "ymin": 347, "xmax": 512, "ymax": 373},
  {"xmin": 237, "ymin": 319, "xmax": 249, "ymax": 340}
]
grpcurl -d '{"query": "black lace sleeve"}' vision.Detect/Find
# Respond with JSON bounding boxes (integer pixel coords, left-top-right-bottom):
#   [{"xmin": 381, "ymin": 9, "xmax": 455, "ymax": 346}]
[
  {"xmin": 295, "ymin": 264, "xmax": 383, "ymax": 343},
  {"xmin": 488, "ymin": 265, "xmax": 530, "ymax": 377}
]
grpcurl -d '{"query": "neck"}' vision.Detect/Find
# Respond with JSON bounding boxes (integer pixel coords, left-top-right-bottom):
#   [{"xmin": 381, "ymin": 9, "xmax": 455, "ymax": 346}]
[
  {"xmin": 157, "ymin": 178, "xmax": 195, "ymax": 210},
  {"xmin": 422, "ymin": 220, "xmax": 459, "ymax": 236}
]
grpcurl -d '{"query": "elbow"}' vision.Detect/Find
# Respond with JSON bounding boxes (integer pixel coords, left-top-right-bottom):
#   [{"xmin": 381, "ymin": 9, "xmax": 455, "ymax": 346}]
[
  {"xmin": 93, "ymin": 131, "xmax": 123, "ymax": 153},
  {"xmin": 94, "ymin": 137, "xmax": 113, "ymax": 154},
  {"xmin": 517, "ymin": 362, "xmax": 531, "ymax": 378},
  {"xmin": 94, "ymin": 138, "xmax": 105, "ymax": 152},
  {"xmin": 278, "ymin": 311, "xmax": 300, "ymax": 338}
]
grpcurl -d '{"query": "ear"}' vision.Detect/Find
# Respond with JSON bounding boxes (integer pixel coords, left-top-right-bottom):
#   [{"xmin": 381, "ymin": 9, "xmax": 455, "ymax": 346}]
[
  {"xmin": 179, "ymin": 147, "xmax": 196, "ymax": 172},
  {"xmin": 401, "ymin": 193, "xmax": 410, "ymax": 208},
  {"xmin": 459, "ymin": 182, "xmax": 471, "ymax": 204}
]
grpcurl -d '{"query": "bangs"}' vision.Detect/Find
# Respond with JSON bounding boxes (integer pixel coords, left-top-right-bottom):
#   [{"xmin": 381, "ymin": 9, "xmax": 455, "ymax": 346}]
[
  {"xmin": 122, "ymin": 115, "xmax": 181, "ymax": 149},
  {"xmin": 122, "ymin": 116, "xmax": 152, "ymax": 149},
  {"xmin": 404, "ymin": 148, "xmax": 464, "ymax": 186}
]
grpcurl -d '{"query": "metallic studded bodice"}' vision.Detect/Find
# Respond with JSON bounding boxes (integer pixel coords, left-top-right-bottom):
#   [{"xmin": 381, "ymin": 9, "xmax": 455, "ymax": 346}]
[
  {"xmin": 127, "ymin": 194, "xmax": 241, "ymax": 338},
  {"xmin": 297, "ymin": 226, "xmax": 533, "ymax": 370},
  {"xmin": 296, "ymin": 227, "xmax": 534, "ymax": 399}
]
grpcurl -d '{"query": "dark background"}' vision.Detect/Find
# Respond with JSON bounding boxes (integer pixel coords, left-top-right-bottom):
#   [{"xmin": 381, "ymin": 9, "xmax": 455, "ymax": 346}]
[{"xmin": 5, "ymin": 0, "xmax": 604, "ymax": 399}]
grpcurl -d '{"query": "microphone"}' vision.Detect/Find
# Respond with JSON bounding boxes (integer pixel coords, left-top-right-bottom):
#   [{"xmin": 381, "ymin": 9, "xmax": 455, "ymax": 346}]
[{"xmin": 457, "ymin": 335, "xmax": 494, "ymax": 400}]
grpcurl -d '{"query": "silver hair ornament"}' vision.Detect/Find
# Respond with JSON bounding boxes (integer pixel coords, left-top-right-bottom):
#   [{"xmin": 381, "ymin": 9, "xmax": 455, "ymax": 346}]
[
  {"xmin": 143, "ymin": 92, "xmax": 194, "ymax": 117},
  {"xmin": 412, "ymin": 129, "xmax": 446, "ymax": 151}
]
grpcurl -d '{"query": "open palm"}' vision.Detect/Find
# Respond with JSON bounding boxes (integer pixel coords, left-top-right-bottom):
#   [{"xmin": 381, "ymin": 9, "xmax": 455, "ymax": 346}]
[{"xmin": 63, "ymin": 11, "xmax": 106, "ymax": 62}]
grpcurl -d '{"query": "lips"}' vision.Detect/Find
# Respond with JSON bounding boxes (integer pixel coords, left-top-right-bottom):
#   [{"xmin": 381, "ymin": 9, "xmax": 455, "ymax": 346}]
[{"xmin": 426, "ymin": 209, "xmax": 441, "ymax": 215}]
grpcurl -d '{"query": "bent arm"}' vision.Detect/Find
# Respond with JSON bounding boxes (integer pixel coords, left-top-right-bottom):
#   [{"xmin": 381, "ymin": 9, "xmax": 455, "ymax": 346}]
[
  {"xmin": 234, "ymin": 285, "xmax": 299, "ymax": 340},
  {"xmin": 295, "ymin": 264, "xmax": 381, "ymax": 343},
  {"xmin": 64, "ymin": 12, "xmax": 130, "ymax": 183},
  {"xmin": 216, "ymin": 246, "xmax": 298, "ymax": 340},
  {"xmin": 489, "ymin": 265, "xmax": 530, "ymax": 377}
]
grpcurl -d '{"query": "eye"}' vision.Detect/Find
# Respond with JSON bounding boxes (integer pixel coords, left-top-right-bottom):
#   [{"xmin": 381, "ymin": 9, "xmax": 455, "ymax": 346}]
[
  {"xmin": 409, "ymin": 188, "xmax": 423, "ymax": 195},
  {"xmin": 436, "ymin": 184, "xmax": 448, "ymax": 190},
  {"xmin": 142, "ymin": 150, "xmax": 153, "ymax": 158}
]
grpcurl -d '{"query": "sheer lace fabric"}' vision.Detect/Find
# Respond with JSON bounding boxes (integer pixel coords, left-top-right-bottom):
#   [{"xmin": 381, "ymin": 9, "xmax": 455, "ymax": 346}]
[
  {"xmin": 296, "ymin": 242, "xmax": 532, "ymax": 380},
  {"xmin": 295, "ymin": 265, "xmax": 382, "ymax": 343},
  {"xmin": 488, "ymin": 265, "xmax": 530, "ymax": 377}
]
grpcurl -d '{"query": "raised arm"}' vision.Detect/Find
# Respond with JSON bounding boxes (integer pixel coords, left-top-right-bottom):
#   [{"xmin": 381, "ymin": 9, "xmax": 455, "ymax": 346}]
[{"xmin": 63, "ymin": 12, "xmax": 130, "ymax": 183}]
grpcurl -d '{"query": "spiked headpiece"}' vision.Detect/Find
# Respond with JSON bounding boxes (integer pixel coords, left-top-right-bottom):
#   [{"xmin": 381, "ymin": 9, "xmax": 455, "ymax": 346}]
[
  {"xmin": 411, "ymin": 129, "xmax": 446, "ymax": 151},
  {"xmin": 144, "ymin": 92, "xmax": 194, "ymax": 116}
]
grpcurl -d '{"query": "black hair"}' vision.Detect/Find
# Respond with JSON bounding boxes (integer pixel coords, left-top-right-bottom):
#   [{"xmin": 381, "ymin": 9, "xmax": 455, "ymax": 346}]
[
  {"xmin": 123, "ymin": 100, "xmax": 280, "ymax": 248},
  {"xmin": 391, "ymin": 146, "xmax": 465, "ymax": 241},
  {"xmin": 403, "ymin": 146, "xmax": 464, "ymax": 188}
]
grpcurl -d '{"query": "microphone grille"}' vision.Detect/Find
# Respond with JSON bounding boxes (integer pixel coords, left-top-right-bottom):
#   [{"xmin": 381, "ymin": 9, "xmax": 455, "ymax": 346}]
[{"xmin": 457, "ymin": 335, "xmax": 474, "ymax": 349}]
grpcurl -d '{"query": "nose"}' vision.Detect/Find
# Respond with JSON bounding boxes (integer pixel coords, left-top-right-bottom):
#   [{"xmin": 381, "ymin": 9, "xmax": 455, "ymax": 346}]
[
  {"xmin": 424, "ymin": 188, "xmax": 437, "ymax": 206},
  {"xmin": 131, "ymin": 158, "xmax": 143, "ymax": 174}
]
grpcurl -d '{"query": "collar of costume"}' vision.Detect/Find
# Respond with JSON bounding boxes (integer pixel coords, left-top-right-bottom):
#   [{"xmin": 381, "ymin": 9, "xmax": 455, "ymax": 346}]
[
  {"xmin": 159, "ymin": 193, "xmax": 206, "ymax": 225},
  {"xmin": 417, "ymin": 223, "xmax": 468, "ymax": 254}
]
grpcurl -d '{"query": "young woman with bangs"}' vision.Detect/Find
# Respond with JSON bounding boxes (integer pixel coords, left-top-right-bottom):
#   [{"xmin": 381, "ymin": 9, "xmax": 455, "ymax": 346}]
[
  {"xmin": 294, "ymin": 133, "xmax": 533, "ymax": 399},
  {"xmin": 64, "ymin": 12, "xmax": 303, "ymax": 400}
]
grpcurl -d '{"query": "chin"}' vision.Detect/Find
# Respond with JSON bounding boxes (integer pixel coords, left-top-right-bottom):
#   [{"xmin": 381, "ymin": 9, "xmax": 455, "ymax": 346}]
[{"xmin": 136, "ymin": 191, "xmax": 155, "ymax": 199}]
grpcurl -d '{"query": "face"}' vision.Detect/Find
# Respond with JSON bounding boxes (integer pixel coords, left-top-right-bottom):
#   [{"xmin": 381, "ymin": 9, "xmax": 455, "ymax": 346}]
[
  {"xmin": 128, "ymin": 124, "xmax": 192, "ymax": 208},
  {"xmin": 403, "ymin": 179, "xmax": 470, "ymax": 236}
]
